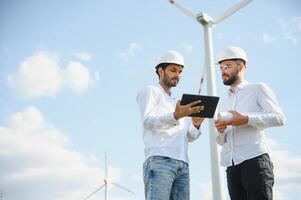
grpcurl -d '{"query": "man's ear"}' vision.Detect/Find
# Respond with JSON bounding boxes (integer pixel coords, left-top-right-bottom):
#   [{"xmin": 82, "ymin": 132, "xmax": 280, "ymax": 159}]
[
  {"xmin": 158, "ymin": 67, "xmax": 164, "ymax": 78},
  {"xmin": 238, "ymin": 62, "xmax": 245, "ymax": 71}
]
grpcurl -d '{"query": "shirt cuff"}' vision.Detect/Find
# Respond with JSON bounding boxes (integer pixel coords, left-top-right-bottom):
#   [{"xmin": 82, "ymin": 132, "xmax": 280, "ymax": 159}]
[
  {"xmin": 166, "ymin": 112, "xmax": 179, "ymax": 126},
  {"xmin": 247, "ymin": 114, "xmax": 257, "ymax": 126},
  {"xmin": 216, "ymin": 132, "xmax": 225, "ymax": 145},
  {"xmin": 188, "ymin": 123, "xmax": 202, "ymax": 139}
]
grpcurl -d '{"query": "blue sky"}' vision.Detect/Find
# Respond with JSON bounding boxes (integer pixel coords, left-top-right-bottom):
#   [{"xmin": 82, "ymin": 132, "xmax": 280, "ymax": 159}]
[{"xmin": 0, "ymin": 0, "xmax": 300, "ymax": 200}]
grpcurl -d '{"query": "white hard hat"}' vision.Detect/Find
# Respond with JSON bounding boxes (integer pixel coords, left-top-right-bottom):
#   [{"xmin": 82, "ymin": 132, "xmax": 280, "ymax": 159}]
[
  {"xmin": 156, "ymin": 50, "xmax": 184, "ymax": 68},
  {"xmin": 216, "ymin": 46, "xmax": 248, "ymax": 64}
]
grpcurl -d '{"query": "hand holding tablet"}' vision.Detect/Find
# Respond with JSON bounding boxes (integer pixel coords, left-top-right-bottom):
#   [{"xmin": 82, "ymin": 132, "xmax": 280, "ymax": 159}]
[{"xmin": 180, "ymin": 94, "xmax": 219, "ymax": 118}]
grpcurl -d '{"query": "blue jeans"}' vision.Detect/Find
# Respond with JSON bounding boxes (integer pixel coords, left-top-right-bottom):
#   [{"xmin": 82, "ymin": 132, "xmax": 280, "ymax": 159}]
[{"xmin": 143, "ymin": 156, "xmax": 190, "ymax": 200}]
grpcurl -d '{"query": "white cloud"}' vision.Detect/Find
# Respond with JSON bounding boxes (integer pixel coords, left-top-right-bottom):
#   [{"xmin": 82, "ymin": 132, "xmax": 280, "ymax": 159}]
[
  {"xmin": 119, "ymin": 43, "xmax": 142, "ymax": 63},
  {"xmin": 277, "ymin": 16, "xmax": 301, "ymax": 45},
  {"xmin": 7, "ymin": 52, "xmax": 96, "ymax": 99},
  {"xmin": 8, "ymin": 52, "xmax": 64, "ymax": 98},
  {"xmin": 180, "ymin": 43, "xmax": 194, "ymax": 53},
  {"xmin": 267, "ymin": 138, "xmax": 301, "ymax": 181},
  {"xmin": 262, "ymin": 33, "xmax": 275, "ymax": 44},
  {"xmin": 0, "ymin": 106, "xmax": 129, "ymax": 200},
  {"xmin": 128, "ymin": 43, "xmax": 141, "ymax": 55},
  {"xmin": 65, "ymin": 61, "xmax": 91, "ymax": 94},
  {"xmin": 75, "ymin": 52, "xmax": 92, "ymax": 61},
  {"xmin": 273, "ymin": 149, "xmax": 301, "ymax": 180}
]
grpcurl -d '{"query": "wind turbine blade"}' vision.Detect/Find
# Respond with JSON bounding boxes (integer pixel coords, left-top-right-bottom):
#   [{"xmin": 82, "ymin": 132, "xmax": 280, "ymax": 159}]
[
  {"xmin": 169, "ymin": 0, "xmax": 197, "ymax": 21},
  {"xmin": 83, "ymin": 183, "xmax": 105, "ymax": 200},
  {"xmin": 104, "ymin": 151, "xmax": 108, "ymax": 179},
  {"xmin": 111, "ymin": 182, "xmax": 135, "ymax": 195},
  {"xmin": 213, "ymin": 0, "xmax": 253, "ymax": 24}
]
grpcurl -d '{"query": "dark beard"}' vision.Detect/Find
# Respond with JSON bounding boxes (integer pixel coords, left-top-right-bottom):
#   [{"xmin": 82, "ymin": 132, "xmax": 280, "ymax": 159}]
[
  {"xmin": 163, "ymin": 76, "xmax": 179, "ymax": 87},
  {"xmin": 223, "ymin": 74, "xmax": 239, "ymax": 85}
]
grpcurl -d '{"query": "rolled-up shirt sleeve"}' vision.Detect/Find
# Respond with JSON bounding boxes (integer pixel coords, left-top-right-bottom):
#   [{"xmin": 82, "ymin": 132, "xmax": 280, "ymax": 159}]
[
  {"xmin": 136, "ymin": 86, "xmax": 179, "ymax": 130},
  {"xmin": 247, "ymin": 83, "xmax": 285, "ymax": 129}
]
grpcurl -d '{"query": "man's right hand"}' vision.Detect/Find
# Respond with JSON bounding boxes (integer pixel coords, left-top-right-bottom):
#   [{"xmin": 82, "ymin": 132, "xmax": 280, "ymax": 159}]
[
  {"xmin": 214, "ymin": 119, "xmax": 228, "ymax": 133},
  {"xmin": 174, "ymin": 100, "xmax": 204, "ymax": 120}
]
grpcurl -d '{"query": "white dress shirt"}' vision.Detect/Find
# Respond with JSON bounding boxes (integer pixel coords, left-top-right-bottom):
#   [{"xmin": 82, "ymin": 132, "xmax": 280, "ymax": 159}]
[
  {"xmin": 136, "ymin": 84, "xmax": 202, "ymax": 163},
  {"xmin": 217, "ymin": 80, "xmax": 285, "ymax": 167}
]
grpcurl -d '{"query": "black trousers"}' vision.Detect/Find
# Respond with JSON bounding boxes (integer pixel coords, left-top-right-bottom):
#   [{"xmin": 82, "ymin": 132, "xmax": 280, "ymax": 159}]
[{"xmin": 226, "ymin": 153, "xmax": 274, "ymax": 200}]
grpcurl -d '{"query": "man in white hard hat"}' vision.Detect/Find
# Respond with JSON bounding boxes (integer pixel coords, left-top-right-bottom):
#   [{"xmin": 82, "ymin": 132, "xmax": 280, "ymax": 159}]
[
  {"xmin": 136, "ymin": 50, "xmax": 205, "ymax": 200},
  {"xmin": 214, "ymin": 46, "xmax": 285, "ymax": 200}
]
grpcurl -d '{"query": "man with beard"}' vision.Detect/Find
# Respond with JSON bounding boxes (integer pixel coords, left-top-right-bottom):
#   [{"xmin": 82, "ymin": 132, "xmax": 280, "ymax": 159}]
[
  {"xmin": 136, "ymin": 50, "xmax": 205, "ymax": 200},
  {"xmin": 214, "ymin": 46, "xmax": 285, "ymax": 200}
]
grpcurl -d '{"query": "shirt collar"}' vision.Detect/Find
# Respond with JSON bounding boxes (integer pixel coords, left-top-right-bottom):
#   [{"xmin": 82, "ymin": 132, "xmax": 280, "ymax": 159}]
[
  {"xmin": 227, "ymin": 80, "xmax": 248, "ymax": 96},
  {"xmin": 156, "ymin": 83, "xmax": 172, "ymax": 96}
]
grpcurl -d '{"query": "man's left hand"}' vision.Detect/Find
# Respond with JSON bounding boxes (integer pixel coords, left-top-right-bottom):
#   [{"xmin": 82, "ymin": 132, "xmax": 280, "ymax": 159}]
[{"xmin": 228, "ymin": 110, "xmax": 248, "ymax": 126}]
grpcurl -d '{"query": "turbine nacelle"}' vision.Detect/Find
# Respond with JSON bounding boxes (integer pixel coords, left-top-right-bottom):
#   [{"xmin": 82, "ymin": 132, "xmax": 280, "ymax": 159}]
[{"xmin": 196, "ymin": 12, "xmax": 214, "ymax": 25}]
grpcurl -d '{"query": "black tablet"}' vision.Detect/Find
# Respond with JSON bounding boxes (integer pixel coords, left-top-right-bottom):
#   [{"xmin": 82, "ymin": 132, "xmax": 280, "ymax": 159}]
[{"xmin": 180, "ymin": 94, "xmax": 219, "ymax": 118}]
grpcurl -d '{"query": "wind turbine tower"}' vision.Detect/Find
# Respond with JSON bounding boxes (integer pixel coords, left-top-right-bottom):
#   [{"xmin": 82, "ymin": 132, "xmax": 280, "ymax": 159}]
[{"xmin": 168, "ymin": 0, "xmax": 253, "ymax": 199}]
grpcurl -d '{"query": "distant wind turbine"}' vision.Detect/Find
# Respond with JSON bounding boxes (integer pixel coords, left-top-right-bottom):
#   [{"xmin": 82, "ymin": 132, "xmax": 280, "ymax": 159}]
[
  {"xmin": 83, "ymin": 152, "xmax": 135, "ymax": 200},
  {"xmin": 168, "ymin": 0, "xmax": 253, "ymax": 200}
]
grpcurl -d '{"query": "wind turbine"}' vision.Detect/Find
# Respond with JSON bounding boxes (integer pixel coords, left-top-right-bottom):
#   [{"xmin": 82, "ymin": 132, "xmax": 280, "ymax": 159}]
[
  {"xmin": 83, "ymin": 152, "xmax": 135, "ymax": 200},
  {"xmin": 168, "ymin": 0, "xmax": 253, "ymax": 199}
]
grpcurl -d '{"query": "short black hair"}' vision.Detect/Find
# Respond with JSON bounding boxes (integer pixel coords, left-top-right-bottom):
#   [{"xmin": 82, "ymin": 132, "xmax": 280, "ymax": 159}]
[
  {"xmin": 155, "ymin": 63, "xmax": 170, "ymax": 77},
  {"xmin": 234, "ymin": 59, "xmax": 246, "ymax": 65}
]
